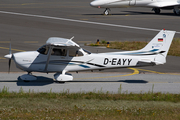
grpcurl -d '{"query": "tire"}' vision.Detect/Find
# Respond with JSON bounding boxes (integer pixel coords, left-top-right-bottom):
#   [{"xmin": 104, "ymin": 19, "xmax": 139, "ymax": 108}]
[
  {"xmin": 23, "ymin": 80, "xmax": 30, "ymax": 82},
  {"xmin": 154, "ymin": 8, "xmax": 161, "ymax": 14},
  {"xmin": 58, "ymin": 81, "xmax": 65, "ymax": 84},
  {"xmin": 104, "ymin": 9, "xmax": 109, "ymax": 15},
  {"xmin": 173, "ymin": 9, "xmax": 180, "ymax": 15}
]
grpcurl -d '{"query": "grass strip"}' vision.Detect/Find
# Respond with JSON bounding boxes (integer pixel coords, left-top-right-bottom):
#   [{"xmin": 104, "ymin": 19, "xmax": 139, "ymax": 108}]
[
  {"xmin": 88, "ymin": 38, "xmax": 180, "ymax": 56},
  {"xmin": 1, "ymin": 98, "xmax": 180, "ymax": 120},
  {"xmin": 0, "ymin": 86, "xmax": 180, "ymax": 102},
  {"xmin": 0, "ymin": 86, "xmax": 180, "ymax": 119}
]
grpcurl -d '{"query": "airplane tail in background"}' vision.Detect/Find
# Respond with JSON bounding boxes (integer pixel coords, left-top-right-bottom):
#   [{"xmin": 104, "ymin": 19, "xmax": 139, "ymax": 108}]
[{"xmin": 140, "ymin": 29, "xmax": 176, "ymax": 65}]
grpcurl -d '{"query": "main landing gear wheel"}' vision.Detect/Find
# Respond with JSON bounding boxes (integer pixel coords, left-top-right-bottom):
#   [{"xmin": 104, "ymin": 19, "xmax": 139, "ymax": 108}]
[
  {"xmin": 23, "ymin": 80, "xmax": 30, "ymax": 82},
  {"xmin": 153, "ymin": 8, "xmax": 161, "ymax": 14},
  {"xmin": 57, "ymin": 81, "xmax": 65, "ymax": 84},
  {"xmin": 173, "ymin": 8, "xmax": 180, "ymax": 15},
  {"xmin": 104, "ymin": 8, "xmax": 110, "ymax": 15},
  {"xmin": 54, "ymin": 71, "xmax": 73, "ymax": 83}
]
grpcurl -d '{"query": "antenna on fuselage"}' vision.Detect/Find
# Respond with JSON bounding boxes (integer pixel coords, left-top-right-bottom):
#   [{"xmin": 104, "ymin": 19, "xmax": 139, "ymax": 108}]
[{"xmin": 70, "ymin": 36, "xmax": 74, "ymax": 40}]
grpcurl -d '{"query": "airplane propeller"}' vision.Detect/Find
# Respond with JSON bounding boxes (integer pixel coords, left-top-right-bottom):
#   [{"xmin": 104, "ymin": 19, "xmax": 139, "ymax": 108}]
[
  {"xmin": 4, "ymin": 41, "xmax": 12, "ymax": 73},
  {"xmin": 9, "ymin": 41, "xmax": 11, "ymax": 73},
  {"xmin": 8, "ymin": 58, "xmax": 11, "ymax": 73}
]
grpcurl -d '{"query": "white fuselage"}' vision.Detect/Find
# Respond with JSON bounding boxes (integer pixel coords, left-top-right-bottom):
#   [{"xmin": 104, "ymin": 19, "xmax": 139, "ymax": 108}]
[
  {"xmin": 90, "ymin": 0, "xmax": 180, "ymax": 8},
  {"xmin": 12, "ymin": 50, "xmax": 155, "ymax": 73},
  {"xmin": 10, "ymin": 30, "xmax": 176, "ymax": 75}
]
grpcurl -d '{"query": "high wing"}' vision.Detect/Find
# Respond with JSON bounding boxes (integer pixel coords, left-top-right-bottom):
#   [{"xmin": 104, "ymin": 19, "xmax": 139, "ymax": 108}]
[{"xmin": 46, "ymin": 37, "xmax": 79, "ymax": 47}]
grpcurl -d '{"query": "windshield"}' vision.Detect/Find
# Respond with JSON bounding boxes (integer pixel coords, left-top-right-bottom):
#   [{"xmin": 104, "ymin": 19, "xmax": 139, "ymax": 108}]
[{"xmin": 37, "ymin": 45, "xmax": 49, "ymax": 55}]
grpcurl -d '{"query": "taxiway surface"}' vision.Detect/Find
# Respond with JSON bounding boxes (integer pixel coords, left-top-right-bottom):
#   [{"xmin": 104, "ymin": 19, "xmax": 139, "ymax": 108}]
[
  {"xmin": 0, "ymin": 72, "xmax": 180, "ymax": 93},
  {"xmin": 0, "ymin": 0, "xmax": 180, "ymax": 72},
  {"xmin": 0, "ymin": 0, "xmax": 179, "ymax": 93}
]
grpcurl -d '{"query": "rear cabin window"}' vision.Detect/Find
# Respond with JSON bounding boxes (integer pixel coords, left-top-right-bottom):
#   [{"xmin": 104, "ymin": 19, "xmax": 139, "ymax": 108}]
[
  {"xmin": 69, "ymin": 49, "xmax": 83, "ymax": 57},
  {"xmin": 51, "ymin": 48, "xmax": 67, "ymax": 56}
]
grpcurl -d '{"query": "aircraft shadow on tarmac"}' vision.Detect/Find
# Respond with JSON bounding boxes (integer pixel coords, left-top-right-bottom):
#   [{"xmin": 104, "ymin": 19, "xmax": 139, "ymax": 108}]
[
  {"xmin": 70, "ymin": 80, "xmax": 148, "ymax": 83},
  {"xmin": 122, "ymin": 11, "xmax": 178, "ymax": 16},
  {"xmin": 16, "ymin": 76, "xmax": 55, "ymax": 86},
  {"xmin": 0, "ymin": 77, "xmax": 148, "ymax": 86},
  {"xmin": 83, "ymin": 11, "xmax": 177, "ymax": 16}
]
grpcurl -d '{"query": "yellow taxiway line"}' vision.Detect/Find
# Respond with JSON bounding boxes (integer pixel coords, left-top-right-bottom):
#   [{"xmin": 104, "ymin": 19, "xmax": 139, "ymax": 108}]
[
  {"xmin": 0, "ymin": 57, "xmax": 5, "ymax": 60},
  {"xmin": 136, "ymin": 68, "xmax": 180, "ymax": 76},
  {"xmin": 75, "ymin": 68, "xmax": 139, "ymax": 80},
  {"xmin": 0, "ymin": 46, "xmax": 25, "ymax": 52},
  {"xmin": 136, "ymin": 68, "xmax": 165, "ymax": 74},
  {"xmin": 24, "ymin": 41, "xmax": 38, "ymax": 43}
]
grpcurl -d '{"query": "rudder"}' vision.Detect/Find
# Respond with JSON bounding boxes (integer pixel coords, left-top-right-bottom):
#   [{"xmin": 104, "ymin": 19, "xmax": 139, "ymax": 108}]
[{"xmin": 141, "ymin": 29, "xmax": 176, "ymax": 65}]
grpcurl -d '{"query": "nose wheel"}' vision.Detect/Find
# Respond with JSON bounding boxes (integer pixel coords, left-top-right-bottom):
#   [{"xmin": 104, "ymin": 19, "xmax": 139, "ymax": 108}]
[
  {"xmin": 20, "ymin": 72, "xmax": 37, "ymax": 82},
  {"xmin": 104, "ymin": 8, "xmax": 110, "ymax": 15}
]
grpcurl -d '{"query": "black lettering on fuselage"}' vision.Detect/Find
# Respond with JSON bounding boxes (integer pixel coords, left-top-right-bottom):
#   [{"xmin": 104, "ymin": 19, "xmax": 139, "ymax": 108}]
[
  {"xmin": 104, "ymin": 58, "xmax": 109, "ymax": 65},
  {"xmin": 103, "ymin": 58, "xmax": 132, "ymax": 66},
  {"xmin": 123, "ymin": 59, "xmax": 127, "ymax": 65},
  {"xmin": 117, "ymin": 59, "xmax": 121, "ymax": 65},
  {"xmin": 112, "ymin": 58, "xmax": 117, "ymax": 65},
  {"xmin": 128, "ymin": 59, "xmax": 132, "ymax": 65}
]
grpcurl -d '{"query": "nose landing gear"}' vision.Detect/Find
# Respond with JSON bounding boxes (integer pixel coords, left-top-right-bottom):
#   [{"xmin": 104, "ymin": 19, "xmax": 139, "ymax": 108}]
[
  {"xmin": 104, "ymin": 8, "xmax": 110, "ymax": 15},
  {"xmin": 20, "ymin": 72, "xmax": 37, "ymax": 82}
]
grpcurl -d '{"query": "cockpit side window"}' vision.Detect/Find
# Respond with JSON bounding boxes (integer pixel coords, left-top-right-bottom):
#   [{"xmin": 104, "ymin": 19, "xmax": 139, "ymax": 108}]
[
  {"xmin": 37, "ymin": 45, "xmax": 49, "ymax": 55},
  {"xmin": 76, "ymin": 50, "xmax": 83, "ymax": 56},
  {"xmin": 51, "ymin": 48, "xmax": 67, "ymax": 56},
  {"xmin": 69, "ymin": 49, "xmax": 83, "ymax": 57}
]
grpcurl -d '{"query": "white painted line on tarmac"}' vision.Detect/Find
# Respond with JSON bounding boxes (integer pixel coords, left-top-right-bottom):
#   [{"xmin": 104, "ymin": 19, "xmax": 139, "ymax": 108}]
[{"xmin": 0, "ymin": 10, "xmax": 180, "ymax": 34}]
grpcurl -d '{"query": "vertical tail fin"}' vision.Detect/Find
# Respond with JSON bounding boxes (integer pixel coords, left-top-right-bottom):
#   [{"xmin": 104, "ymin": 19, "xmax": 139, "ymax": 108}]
[{"xmin": 141, "ymin": 29, "xmax": 176, "ymax": 65}]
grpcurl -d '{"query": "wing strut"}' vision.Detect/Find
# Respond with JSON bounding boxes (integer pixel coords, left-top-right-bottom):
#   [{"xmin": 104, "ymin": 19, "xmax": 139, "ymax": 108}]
[{"xmin": 44, "ymin": 45, "xmax": 52, "ymax": 73}]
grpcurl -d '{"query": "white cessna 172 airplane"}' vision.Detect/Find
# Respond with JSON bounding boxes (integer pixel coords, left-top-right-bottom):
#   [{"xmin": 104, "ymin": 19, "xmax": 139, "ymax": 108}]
[
  {"xmin": 4, "ymin": 29, "xmax": 175, "ymax": 82},
  {"xmin": 90, "ymin": 0, "xmax": 180, "ymax": 15}
]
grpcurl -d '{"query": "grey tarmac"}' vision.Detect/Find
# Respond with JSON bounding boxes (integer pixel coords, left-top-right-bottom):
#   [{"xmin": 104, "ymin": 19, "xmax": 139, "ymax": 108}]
[
  {"xmin": 0, "ymin": 0, "xmax": 180, "ymax": 93},
  {"xmin": 0, "ymin": 72, "xmax": 180, "ymax": 93},
  {"xmin": 0, "ymin": 0, "xmax": 180, "ymax": 72}
]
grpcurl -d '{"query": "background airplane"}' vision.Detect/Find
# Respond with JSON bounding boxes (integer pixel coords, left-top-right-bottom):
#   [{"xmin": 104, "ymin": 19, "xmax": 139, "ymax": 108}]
[
  {"xmin": 4, "ymin": 29, "xmax": 175, "ymax": 82},
  {"xmin": 90, "ymin": 0, "xmax": 180, "ymax": 15}
]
